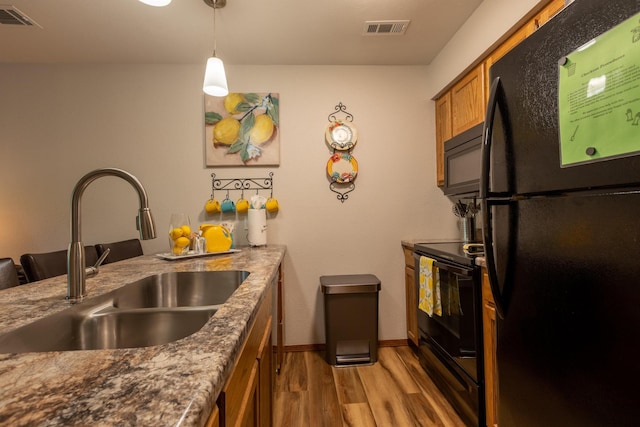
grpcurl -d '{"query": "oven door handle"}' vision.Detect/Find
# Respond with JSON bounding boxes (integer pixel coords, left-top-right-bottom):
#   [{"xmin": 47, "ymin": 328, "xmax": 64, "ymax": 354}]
[{"xmin": 433, "ymin": 261, "xmax": 472, "ymax": 277}]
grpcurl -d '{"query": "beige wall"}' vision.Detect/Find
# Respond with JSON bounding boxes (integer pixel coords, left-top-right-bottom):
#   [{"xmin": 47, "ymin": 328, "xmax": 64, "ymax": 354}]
[{"xmin": 0, "ymin": 63, "xmax": 457, "ymax": 346}]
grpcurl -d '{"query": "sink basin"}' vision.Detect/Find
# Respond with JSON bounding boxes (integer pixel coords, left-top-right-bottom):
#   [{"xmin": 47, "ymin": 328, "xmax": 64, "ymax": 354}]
[
  {"xmin": 114, "ymin": 270, "xmax": 250, "ymax": 309},
  {"xmin": 0, "ymin": 307, "xmax": 217, "ymax": 353},
  {"xmin": 0, "ymin": 270, "xmax": 250, "ymax": 353}
]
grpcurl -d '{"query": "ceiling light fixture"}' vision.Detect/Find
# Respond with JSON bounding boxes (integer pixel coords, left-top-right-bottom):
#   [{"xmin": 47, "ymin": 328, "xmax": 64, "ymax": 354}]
[
  {"xmin": 202, "ymin": 0, "xmax": 229, "ymax": 97},
  {"xmin": 138, "ymin": 0, "xmax": 172, "ymax": 6}
]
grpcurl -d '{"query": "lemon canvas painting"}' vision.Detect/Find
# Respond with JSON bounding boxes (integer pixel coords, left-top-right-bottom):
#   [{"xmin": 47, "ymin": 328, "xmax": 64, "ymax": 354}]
[{"xmin": 204, "ymin": 93, "xmax": 280, "ymax": 166}]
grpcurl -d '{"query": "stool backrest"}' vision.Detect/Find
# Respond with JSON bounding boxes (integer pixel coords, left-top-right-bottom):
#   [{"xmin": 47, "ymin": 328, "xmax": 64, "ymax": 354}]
[
  {"xmin": 95, "ymin": 239, "xmax": 143, "ymax": 264},
  {"xmin": 0, "ymin": 258, "xmax": 20, "ymax": 290},
  {"xmin": 20, "ymin": 247, "xmax": 99, "ymax": 283}
]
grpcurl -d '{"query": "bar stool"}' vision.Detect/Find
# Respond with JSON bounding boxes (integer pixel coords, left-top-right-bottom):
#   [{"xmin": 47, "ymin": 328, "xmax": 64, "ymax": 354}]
[
  {"xmin": 95, "ymin": 239, "xmax": 143, "ymax": 264},
  {"xmin": 20, "ymin": 247, "xmax": 99, "ymax": 283},
  {"xmin": 0, "ymin": 258, "xmax": 20, "ymax": 290}
]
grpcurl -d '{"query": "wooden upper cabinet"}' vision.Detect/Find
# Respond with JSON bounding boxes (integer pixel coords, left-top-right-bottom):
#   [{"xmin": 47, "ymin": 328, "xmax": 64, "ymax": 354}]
[
  {"xmin": 451, "ymin": 64, "xmax": 486, "ymax": 136},
  {"xmin": 485, "ymin": 0, "xmax": 565, "ymax": 101},
  {"xmin": 435, "ymin": 92, "xmax": 452, "ymax": 186},
  {"xmin": 528, "ymin": 0, "xmax": 565, "ymax": 34},
  {"xmin": 484, "ymin": 25, "xmax": 528, "ymax": 103}
]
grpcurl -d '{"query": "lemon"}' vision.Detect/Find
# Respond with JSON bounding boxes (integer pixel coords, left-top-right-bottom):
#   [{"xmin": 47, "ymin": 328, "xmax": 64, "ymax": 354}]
[
  {"xmin": 169, "ymin": 228, "xmax": 183, "ymax": 240},
  {"xmin": 172, "ymin": 245, "xmax": 185, "ymax": 255},
  {"xmin": 180, "ymin": 225, "xmax": 191, "ymax": 237},
  {"xmin": 213, "ymin": 117, "xmax": 241, "ymax": 145},
  {"xmin": 175, "ymin": 236, "xmax": 190, "ymax": 248},
  {"xmin": 224, "ymin": 93, "xmax": 245, "ymax": 115},
  {"xmin": 249, "ymin": 114, "xmax": 274, "ymax": 145}
]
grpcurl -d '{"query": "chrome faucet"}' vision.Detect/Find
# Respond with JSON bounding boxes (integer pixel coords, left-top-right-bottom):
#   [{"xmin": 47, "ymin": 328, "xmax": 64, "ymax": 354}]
[{"xmin": 67, "ymin": 168, "xmax": 156, "ymax": 302}]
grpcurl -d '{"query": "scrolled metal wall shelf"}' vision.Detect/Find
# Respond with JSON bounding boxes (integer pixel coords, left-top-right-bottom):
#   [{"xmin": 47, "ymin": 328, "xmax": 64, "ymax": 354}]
[{"xmin": 210, "ymin": 172, "xmax": 274, "ymax": 198}]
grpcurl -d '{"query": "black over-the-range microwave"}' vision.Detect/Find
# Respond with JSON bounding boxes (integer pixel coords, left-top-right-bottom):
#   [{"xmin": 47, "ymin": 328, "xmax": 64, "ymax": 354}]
[{"xmin": 443, "ymin": 122, "xmax": 483, "ymax": 196}]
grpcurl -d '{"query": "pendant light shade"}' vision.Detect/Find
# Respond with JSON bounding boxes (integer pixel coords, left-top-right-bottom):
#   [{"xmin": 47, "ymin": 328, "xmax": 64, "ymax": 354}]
[
  {"xmin": 203, "ymin": 56, "xmax": 229, "ymax": 96},
  {"xmin": 203, "ymin": 0, "xmax": 229, "ymax": 97},
  {"xmin": 138, "ymin": 0, "xmax": 172, "ymax": 6}
]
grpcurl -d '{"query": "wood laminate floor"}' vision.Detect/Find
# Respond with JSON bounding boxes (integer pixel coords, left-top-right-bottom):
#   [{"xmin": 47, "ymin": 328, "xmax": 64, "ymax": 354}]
[{"xmin": 274, "ymin": 346, "xmax": 466, "ymax": 427}]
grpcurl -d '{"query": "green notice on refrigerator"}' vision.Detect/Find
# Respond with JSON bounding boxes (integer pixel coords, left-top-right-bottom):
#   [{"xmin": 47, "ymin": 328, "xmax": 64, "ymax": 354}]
[{"xmin": 558, "ymin": 11, "xmax": 640, "ymax": 167}]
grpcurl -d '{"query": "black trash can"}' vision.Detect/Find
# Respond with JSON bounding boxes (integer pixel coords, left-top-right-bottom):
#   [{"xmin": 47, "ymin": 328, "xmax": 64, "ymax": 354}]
[{"xmin": 320, "ymin": 274, "xmax": 381, "ymax": 366}]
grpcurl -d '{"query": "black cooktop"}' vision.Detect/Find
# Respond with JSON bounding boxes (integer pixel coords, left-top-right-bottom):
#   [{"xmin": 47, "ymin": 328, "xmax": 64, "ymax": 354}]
[{"xmin": 413, "ymin": 241, "xmax": 482, "ymax": 267}]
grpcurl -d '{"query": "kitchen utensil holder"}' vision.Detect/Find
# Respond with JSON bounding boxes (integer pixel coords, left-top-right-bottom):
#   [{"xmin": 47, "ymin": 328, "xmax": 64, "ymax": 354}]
[{"xmin": 461, "ymin": 216, "xmax": 476, "ymax": 243}]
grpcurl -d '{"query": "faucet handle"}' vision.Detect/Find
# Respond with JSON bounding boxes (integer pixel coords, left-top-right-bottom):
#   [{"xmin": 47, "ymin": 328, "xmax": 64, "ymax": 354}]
[{"xmin": 86, "ymin": 248, "xmax": 110, "ymax": 278}]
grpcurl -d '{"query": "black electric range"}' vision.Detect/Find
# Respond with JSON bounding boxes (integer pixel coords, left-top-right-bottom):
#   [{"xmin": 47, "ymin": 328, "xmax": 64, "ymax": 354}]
[{"xmin": 412, "ymin": 240, "xmax": 485, "ymax": 426}]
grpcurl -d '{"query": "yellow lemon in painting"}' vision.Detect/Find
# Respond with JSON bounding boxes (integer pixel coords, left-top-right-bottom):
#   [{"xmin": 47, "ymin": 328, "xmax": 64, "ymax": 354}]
[
  {"xmin": 224, "ymin": 93, "xmax": 245, "ymax": 115},
  {"xmin": 169, "ymin": 228, "xmax": 183, "ymax": 240},
  {"xmin": 249, "ymin": 114, "xmax": 274, "ymax": 145},
  {"xmin": 213, "ymin": 117, "xmax": 241, "ymax": 145},
  {"xmin": 175, "ymin": 236, "xmax": 190, "ymax": 249},
  {"xmin": 180, "ymin": 225, "xmax": 191, "ymax": 237}
]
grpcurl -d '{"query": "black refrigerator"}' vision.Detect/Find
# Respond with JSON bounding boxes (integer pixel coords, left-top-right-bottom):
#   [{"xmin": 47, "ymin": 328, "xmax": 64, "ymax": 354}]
[{"xmin": 481, "ymin": 0, "xmax": 640, "ymax": 426}]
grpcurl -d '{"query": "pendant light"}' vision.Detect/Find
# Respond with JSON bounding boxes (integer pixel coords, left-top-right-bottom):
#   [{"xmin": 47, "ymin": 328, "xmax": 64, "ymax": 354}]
[
  {"xmin": 138, "ymin": 0, "xmax": 172, "ymax": 6},
  {"xmin": 203, "ymin": 0, "xmax": 229, "ymax": 97}
]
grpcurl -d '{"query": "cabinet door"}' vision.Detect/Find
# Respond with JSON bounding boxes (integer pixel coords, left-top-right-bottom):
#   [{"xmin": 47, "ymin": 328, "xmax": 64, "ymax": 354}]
[
  {"xmin": 435, "ymin": 92, "xmax": 452, "ymax": 186},
  {"xmin": 239, "ymin": 361, "xmax": 259, "ymax": 427},
  {"xmin": 482, "ymin": 270, "xmax": 498, "ymax": 427},
  {"xmin": 258, "ymin": 317, "xmax": 274, "ymax": 427},
  {"xmin": 451, "ymin": 64, "xmax": 485, "ymax": 136},
  {"xmin": 405, "ymin": 266, "xmax": 418, "ymax": 346},
  {"xmin": 206, "ymin": 404, "xmax": 219, "ymax": 427},
  {"xmin": 526, "ymin": 0, "xmax": 564, "ymax": 35},
  {"xmin": 484, "ymin": 26, "xmax": 528, "ymax": 103},
  {"xmin": 275, "ymin": 264, "xmax": 284, "ymax": 373},
  {"xmin": 403, "ymin": 247, "xmax": 418, "ymax": 346}
]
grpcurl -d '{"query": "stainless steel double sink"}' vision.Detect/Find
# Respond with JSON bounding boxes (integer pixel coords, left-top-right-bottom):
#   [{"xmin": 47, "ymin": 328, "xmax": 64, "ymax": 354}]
[{"xmin": 0, "ymin": 270, "xmax": 249, "ymax": 353}]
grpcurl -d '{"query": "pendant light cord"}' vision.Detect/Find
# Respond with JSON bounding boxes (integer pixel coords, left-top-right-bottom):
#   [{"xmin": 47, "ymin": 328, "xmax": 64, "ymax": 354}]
[{"xmin": 212, "ymin": 0, "xmax": 218, "ymax": 57}]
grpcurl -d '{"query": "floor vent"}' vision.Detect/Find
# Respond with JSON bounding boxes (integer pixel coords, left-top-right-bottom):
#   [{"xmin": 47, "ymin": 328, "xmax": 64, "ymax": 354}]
[
  {"xmin": 363, "ymin": 20, "xmax": 410, "ymax": 36},
  {"xmin": 0, "ymin": 5, "xmax": 40, "ymax": 27}
]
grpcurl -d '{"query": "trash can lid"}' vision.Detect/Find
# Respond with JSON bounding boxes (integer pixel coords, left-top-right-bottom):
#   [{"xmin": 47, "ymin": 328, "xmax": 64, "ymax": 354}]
[{"xmin": 320, "ymin": 274, "xmax": 381, "ymax": 294}]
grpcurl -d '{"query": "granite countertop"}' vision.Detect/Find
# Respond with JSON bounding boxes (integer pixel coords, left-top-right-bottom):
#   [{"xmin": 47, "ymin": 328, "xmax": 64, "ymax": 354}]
[{"xmin": 0, "ymin": 245, "xmax": 286, "ymax": 426}]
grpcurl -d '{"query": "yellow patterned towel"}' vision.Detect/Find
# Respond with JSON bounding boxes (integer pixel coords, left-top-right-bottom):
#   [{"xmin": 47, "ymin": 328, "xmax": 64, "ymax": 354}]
[{"xmin": 418, "ymin": 256, "xmax": 442, "ymax": 317}]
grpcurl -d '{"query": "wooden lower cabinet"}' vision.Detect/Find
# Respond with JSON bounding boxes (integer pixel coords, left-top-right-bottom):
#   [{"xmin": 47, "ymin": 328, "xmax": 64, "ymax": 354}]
[
  {"xmin": 275, "ymin": 263, "xmax": 284, "ymax": 373},
  {"xmin": 482, "ymin": 268, "xmax": 498, "ymax": 427},
  {"xmin": 207, "ymin": 404, "xmax": 219, "ymax": 427},
  {"xmin": 257, "ymin": 316, "xmax": 273, "ymax": 427},
  {"xmin": 239, "ymin": 360, "xmax": 259, "ymax": 427},
  {"xmin": 212, "ymin": 282, "xmax": 274, "ymax": 427},
  {"xmin": 403, "ymin": 246, "xmax": 418, "ymax": 347}
]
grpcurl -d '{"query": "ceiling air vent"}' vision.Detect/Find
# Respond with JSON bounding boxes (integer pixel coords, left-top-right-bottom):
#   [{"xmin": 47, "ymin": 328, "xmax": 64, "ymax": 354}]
[
  {"xmin": 363, "ymin": 20, "xmax": 410, "ymax": 36},
  {"xmin": 0, "ymin": 5, "xmax": 40, "ymax": 27}
]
